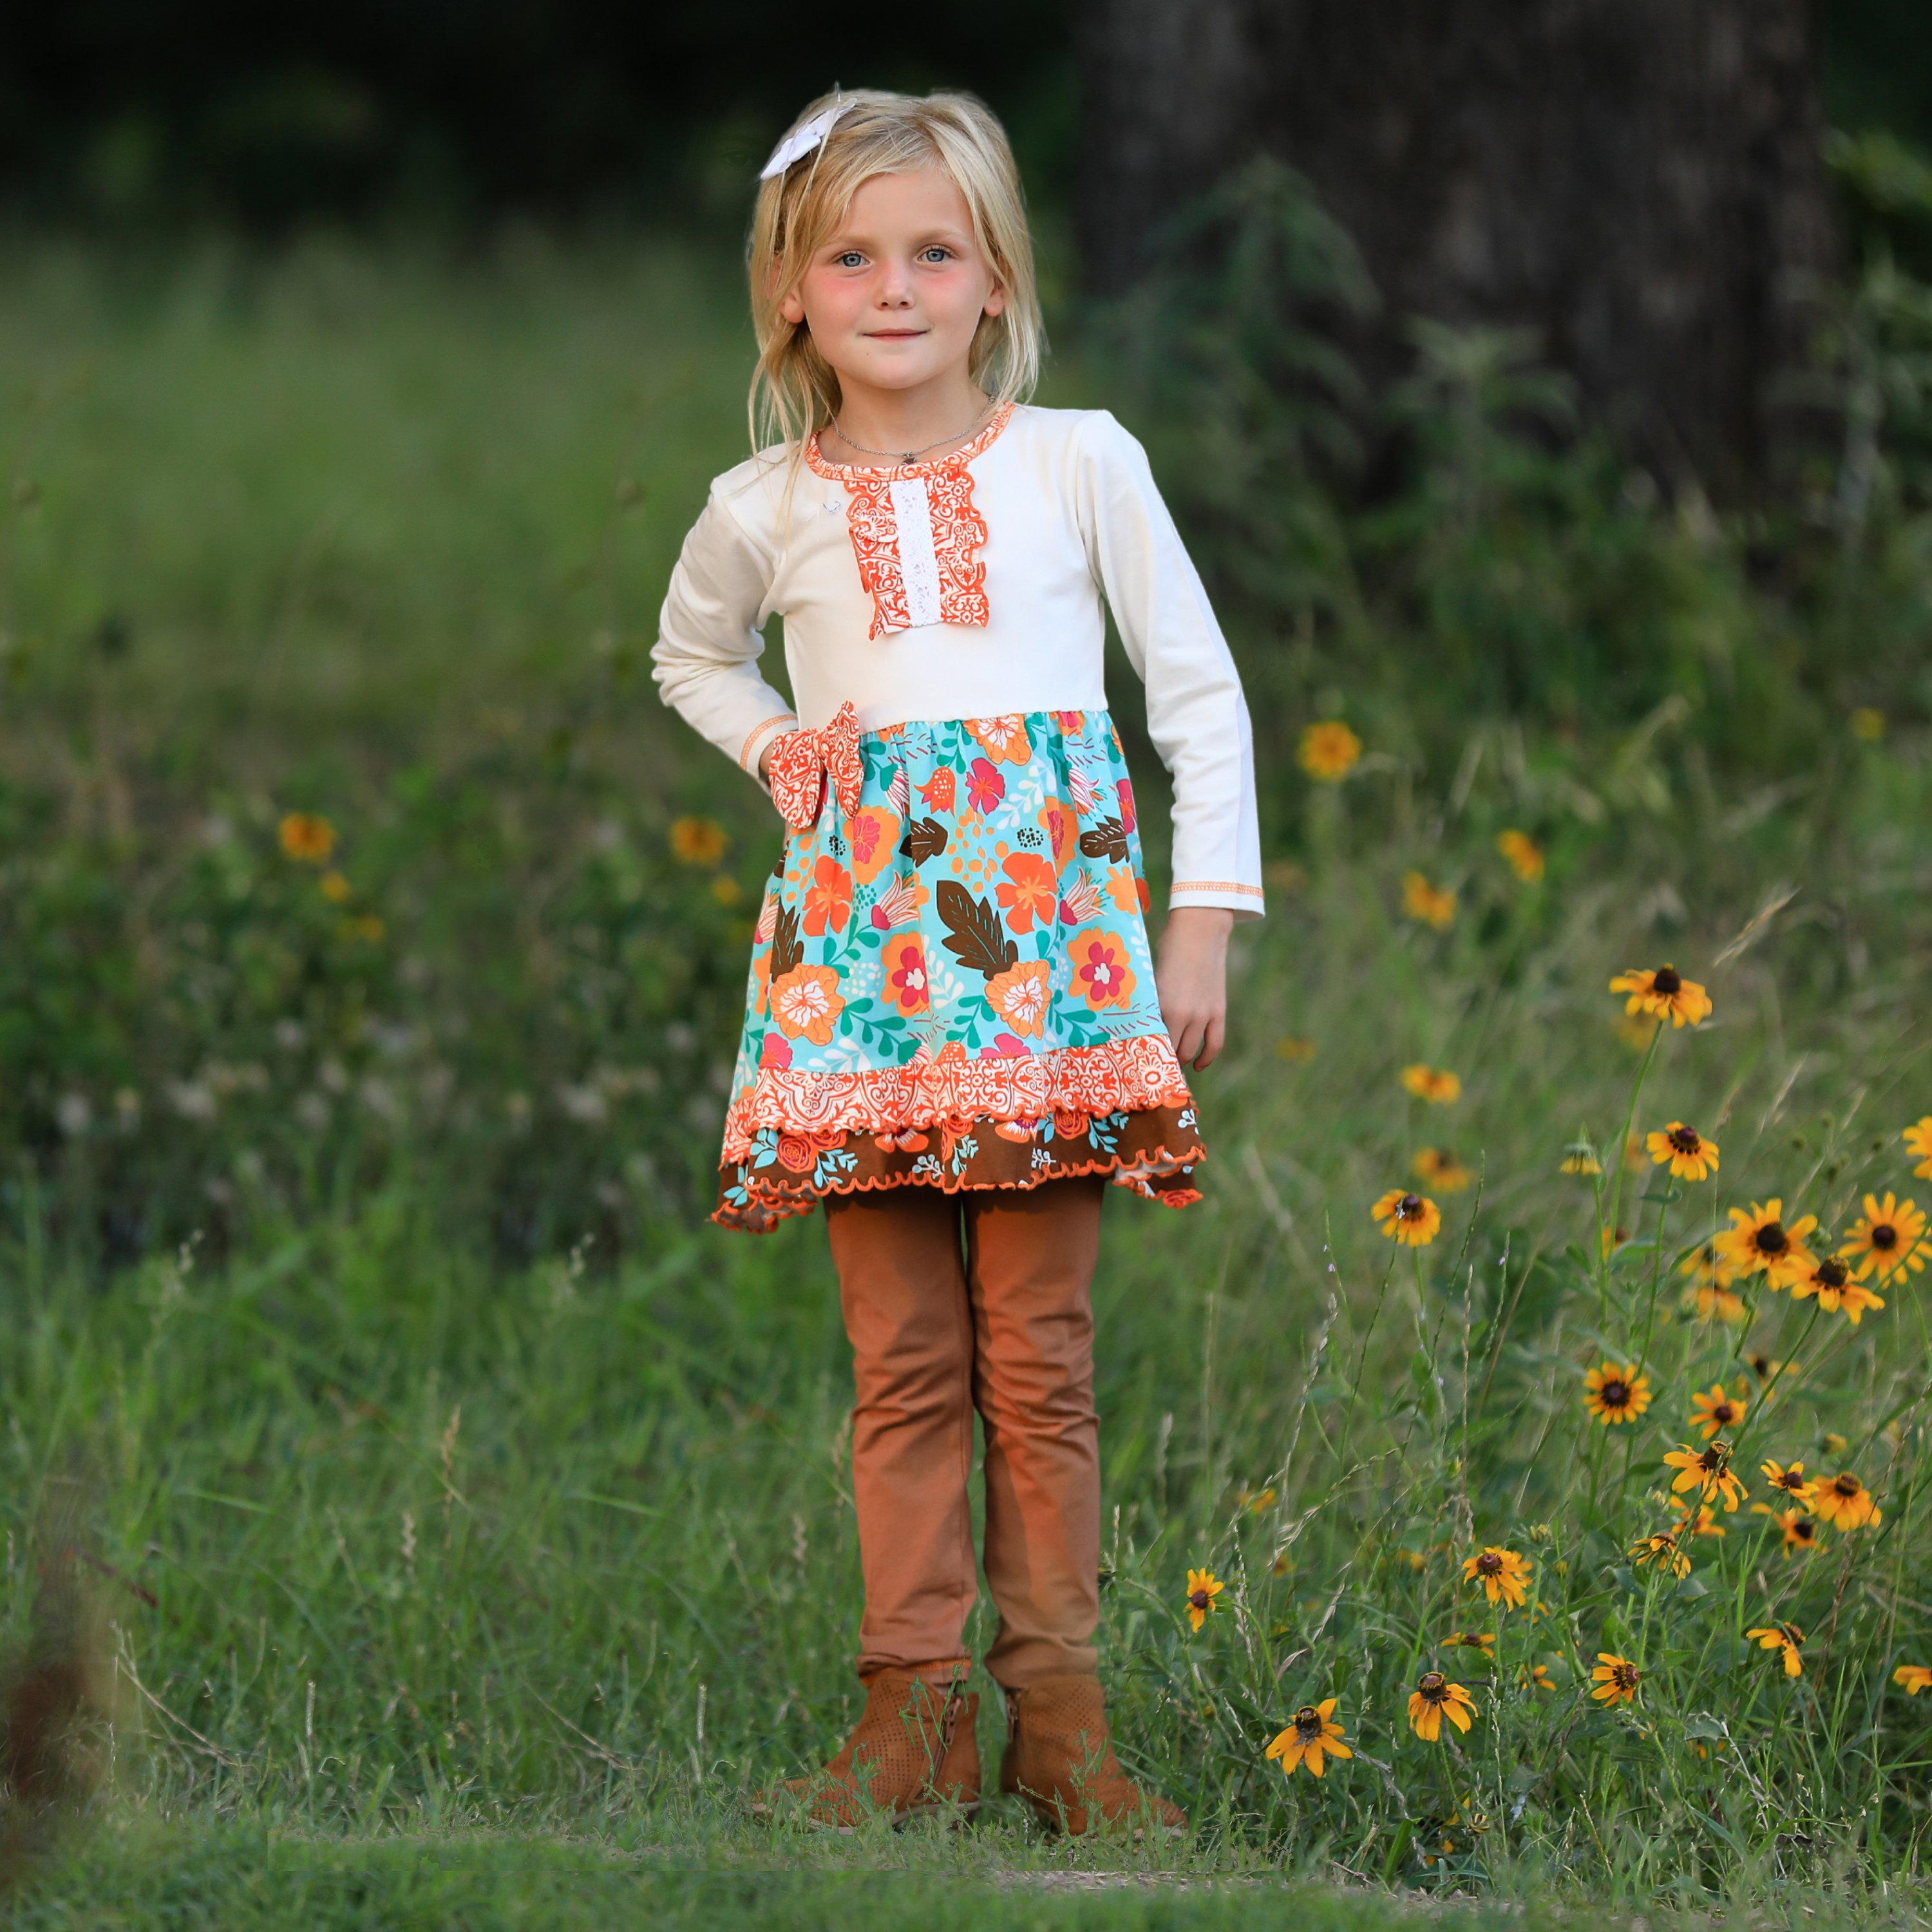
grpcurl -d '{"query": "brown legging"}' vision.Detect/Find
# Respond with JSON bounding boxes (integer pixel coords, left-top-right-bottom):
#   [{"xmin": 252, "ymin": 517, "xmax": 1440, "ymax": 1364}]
[{"xmin": 824, "ymin": 1175, "xmax": 1105, "ymax": 1688}]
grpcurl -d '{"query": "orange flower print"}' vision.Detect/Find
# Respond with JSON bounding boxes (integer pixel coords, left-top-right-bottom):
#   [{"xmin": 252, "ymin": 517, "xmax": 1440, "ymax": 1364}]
[
  {"xmin": 770, "ymin": 964, "xmax": 845, "ymax": 1045},
  {"xmin": 918, "ymin": 767, "xmax": 956, "ymax": 814},
  {"xmin": 1036, "ymin": 798, "xmax": 1077, "ymax": 874},
  {"xmin": 803, "ymin": 856, "xmax": 853, "ymax": 936},
  {"xmin": 884, "ymin": 936, "xmax": 931, "ymax": 1016},
  {"xmin": 844, "ymin": 807, "xmax": 902, "ymax": 886},
  {"xmin": 750, "ymin": 946, "xmax": 772, "ymax": 1016},
  {"xmin": 1053, "ymin": 710, "xmax": 1084, "ymax": 733},
  {"xmin": 1106, "ymin": 866, "xmax": 1142, "ymax": 914},
  {"xmin": 986, "ymin": 959, "xmax": 1053, "ymax": 1036},
  {"xmin": 1115, "ymin": 777, "xmax": 1137, "ymax": 835},
  {"xmin": 967, "ymin": 714, "xmax": 1032, "ymax": 764},
  {"xmin": 964, "ymin": 759, "xmax": 1005, "ymax": 814},
  {"xmin": 1074, "ymin": 931, "xmax": 1137, "ymax": 1011},
  {"xmin": 998, "ymin": 853, "xmax": 1061, "ymax": 932}
]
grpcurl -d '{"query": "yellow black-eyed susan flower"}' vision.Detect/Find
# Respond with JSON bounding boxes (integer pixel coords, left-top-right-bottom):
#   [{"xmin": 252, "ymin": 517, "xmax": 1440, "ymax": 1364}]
[
  {"xmin": 1746, "ymin": 1622, "xmax": 1804, "ymax": 1678},
  {"xmin": 669, "ymin": 815, "xmax": 729, "ymax": 865},
  {"xmin": 1183, "ymin": 1567, "xmax": 1225, "ymax": 1632},
  {"xmin": 1759, "ymin": 1460, "xmax": 1810, "ymax": 1499},
  {"xmin": 1407, "ymin": 1672, "xmax": 1477, "ymax": 1741},
  {"xmin": 1462, "ymin": 1546, "xmax": 1532, "ymax": 1609},
  {"xmin": 1609, "ymin": 964, "xmax": 1712, "ymax": 1029},
  {"xmin": 1560, "ymin": 1144, "xmax": 1603, "ymax": 1177},
  {"xmin": 1402, "ymin": 871, "xmax": 1457, "ymax": 931},
  {"xmin": 1756, "ymin": 1507, "xmax": 1820, "ymax": 1555},
  {"xmin": 1265, "ymin": 1700, "xmax": 1352, "ymax": 1777},
  {"xmin": 1819, "ymin": 1431, "xmax": 1848, "ymax": 1458},
  {"xmin": 1688, "ymin": 1381, "xmax": 1748, "ymax": 1441},
  {"xmin": 1671, "ymin": 1499, "xmax": 1726, "ymax": 1538},
  {"xmin": 278, "ymin": 811, "xmax": 336, "ymax": 863},
  {"xmin": 1590, "ymin": 1654, "xmax": 1641, "ymax": 1705},
  {"xmin": 1521, "ymin": 1662, "xmax": 1556, "ymax": 1692},
  {"xmin": 1646, "ymin": 1122, "xmax": 1719, "ymax": 1182},
  {"xmin": 1441, "ymin": 1631, "xmax": 1496, "ymax": 1656},
  {"xmin": 1414, "ymin": 1148, "xmax": 1473, "ymax": 1192},
  {"xmin": 1663, "ymin": 1440, "xmax": 1747, "ymax": 1512},
  {"xmin": 1298, "ymin": 721, "xmax": 1361, "ymax": 782},
  {"xmin": 1905, "ymin": 1119, "xmax": 1932, "ymax": 1182},
  {"xmin": 1497, "ymin": 829, "xmax": 1544, "ymax": 882},
  {"xmin": 1630, "ymin": 1531, "xmax": 1692, "ymax": 1578},
  {"xmin": 1372, "ymin": 1189, "xmax": 1442, "ymax": 1246},
  {"xmin": 1894, "ymin": 1664, "xmax": 1932, "ymax": 1695},
  {"xmin": 1582, "ymin": 1363, "xmax": 1651, "ymax": 1425},
  {"xmin": 1715, "ymin": 1200, "xmax": 1819, "ymax": 1292},
  {"xmin": 1401, "ymin": 1065, "xmax": 1462, "ymax": 1105},
  {"xmin": 1806, "ymin": 1470, "xmax": 1881, "ymax": 1530},
  {"xmin": 319, "ymin": 869, "xmax": 353, "ymax": 904},
  {"xmin": 1790, "ymin": 1253, "xmax": 1884, "ymax": 1323},
  {"xmin": 1839, "ymin": 1193, "xmax": 1926, "ymax": 1284}
]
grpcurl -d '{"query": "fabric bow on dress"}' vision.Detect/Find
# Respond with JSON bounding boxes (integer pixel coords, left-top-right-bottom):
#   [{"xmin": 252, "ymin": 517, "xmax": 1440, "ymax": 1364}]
[{"xmin": 768, "ymin": 701, "xmax": 864, "ymax": 831}]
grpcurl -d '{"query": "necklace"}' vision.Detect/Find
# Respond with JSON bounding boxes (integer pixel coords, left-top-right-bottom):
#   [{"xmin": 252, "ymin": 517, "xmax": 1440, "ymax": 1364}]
[{"xmin": 828, "ymin": 401, "xmax": 994, "ymax": 466}]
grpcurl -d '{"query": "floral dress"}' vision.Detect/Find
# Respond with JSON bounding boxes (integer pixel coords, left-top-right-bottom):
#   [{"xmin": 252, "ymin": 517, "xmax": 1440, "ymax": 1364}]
[{"xmin": 716, "ymin": 708, "xmax": 1202, "ymax": 1231}]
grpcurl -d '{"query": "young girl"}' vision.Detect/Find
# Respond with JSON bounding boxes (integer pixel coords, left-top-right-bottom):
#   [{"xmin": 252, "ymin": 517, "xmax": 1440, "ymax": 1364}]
[{"xmin": 653, "ymin": 89, "xmax": 1262, "ymax": 1832}]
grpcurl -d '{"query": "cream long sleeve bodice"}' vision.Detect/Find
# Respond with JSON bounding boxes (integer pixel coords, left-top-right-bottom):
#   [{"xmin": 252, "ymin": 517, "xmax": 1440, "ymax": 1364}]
[{"xmin": 651, "ymin": 403, "xmax": 1264, "ymax": 918}]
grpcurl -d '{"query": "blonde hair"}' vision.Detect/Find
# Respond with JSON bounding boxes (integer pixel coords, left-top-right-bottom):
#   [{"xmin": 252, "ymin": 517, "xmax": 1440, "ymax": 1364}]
[{"xmin": 747, "ymin": 89, "xmax": 1043, "ymax": 455}]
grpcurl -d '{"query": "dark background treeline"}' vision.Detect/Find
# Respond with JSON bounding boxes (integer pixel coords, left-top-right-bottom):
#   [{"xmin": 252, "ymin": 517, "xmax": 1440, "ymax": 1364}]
[{"xmin": 0, "ymin": 1, "xmax": 1922, "ymax": 234}]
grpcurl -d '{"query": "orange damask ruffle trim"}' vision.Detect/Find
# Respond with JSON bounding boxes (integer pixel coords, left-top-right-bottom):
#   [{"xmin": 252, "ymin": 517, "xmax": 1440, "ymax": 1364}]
[{"xmin": 719, "ymin": 1032, "xmax": 1192, "ymax": 1163}]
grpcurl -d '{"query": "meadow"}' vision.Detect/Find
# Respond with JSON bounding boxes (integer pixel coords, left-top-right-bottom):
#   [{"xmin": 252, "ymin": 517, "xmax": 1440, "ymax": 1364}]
[{"xmin": 1, "ymin": 223, "xmax": 1931, "ymax": 1926}]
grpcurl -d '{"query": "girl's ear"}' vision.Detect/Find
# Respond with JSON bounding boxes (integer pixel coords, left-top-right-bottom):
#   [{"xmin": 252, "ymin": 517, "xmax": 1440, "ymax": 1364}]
[
  {"xmin": 983, "ymin": 283, "xmax": 1007, "ymax": 319},
  {"xmin": 778, "ymin": 286, "xmax": 807, "ymax": 326}
]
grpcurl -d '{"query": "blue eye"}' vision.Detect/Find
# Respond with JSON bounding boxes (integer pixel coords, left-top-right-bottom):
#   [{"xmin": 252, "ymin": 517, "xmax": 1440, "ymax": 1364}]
[
  {"xmin": 920, "ymin": 247, "xmax": 952, "ymax": 263},
  {"xmin": 835, "ymin": 252, "xmax": 864, "ymax": 269}
]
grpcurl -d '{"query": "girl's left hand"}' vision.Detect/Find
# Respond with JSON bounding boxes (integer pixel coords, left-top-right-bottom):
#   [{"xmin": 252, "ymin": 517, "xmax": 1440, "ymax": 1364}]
[{"xmin": 1155, "ymin": 907, "xmax": 1234, "ymax": 1070}]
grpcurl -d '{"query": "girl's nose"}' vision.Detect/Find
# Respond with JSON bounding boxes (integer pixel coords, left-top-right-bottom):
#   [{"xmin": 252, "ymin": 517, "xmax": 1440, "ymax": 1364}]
[{"xmin": 876, "ymin": 265, "xmax": 915, "ymax": 308}]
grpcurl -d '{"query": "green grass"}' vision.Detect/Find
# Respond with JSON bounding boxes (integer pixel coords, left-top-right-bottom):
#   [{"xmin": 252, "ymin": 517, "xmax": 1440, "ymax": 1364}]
[{"xmin": 2, "ymin": 237, "xmax": 1932, "ymax": 1920}]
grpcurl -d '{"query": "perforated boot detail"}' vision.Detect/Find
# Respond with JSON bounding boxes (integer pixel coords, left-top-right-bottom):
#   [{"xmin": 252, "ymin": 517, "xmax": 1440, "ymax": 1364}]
[{"xmin": 999, "ymin": 1673, "xmax": 1185, "ymax": 1835}]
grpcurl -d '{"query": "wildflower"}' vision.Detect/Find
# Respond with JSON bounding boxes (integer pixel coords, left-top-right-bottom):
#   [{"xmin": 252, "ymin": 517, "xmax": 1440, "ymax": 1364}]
[
  {"xmin": 1497, "ymin": 829, "xmax": 1544, "ymax": 882},
  {"xmin": 278, "ymin": 811, "xmax": 336, "ymax": 863},
  {"xmin": 1905, "ymin": 1119, "xmax": 1932, "ymax": 1182},
  {"xmin": 1746, "ymin": 1623, "xmax": 1805, "ymax": 1678},
  {"xmin": 1688, "ymin": 1382, "xmax": 1747, "ymax": 1441},
  {"xmin": 1760, "ymin": 1460, "xmax": 1810, "ymax": 1499},
  {"xmin": 1402, "ymin": 871, "xmax": 1457, "ymax": 931},
  {"xmin": 1583, "ymin": 1363, "xmax": 1651, "ymax": 1426},
  {"xmin": 1275, "ymin": 1036, "xmax": 1318, "ymax": 1063},
  {"xmin": 1462, "ymin": 1546, "xmax": 1532, "ymax": 1610},
  {"xmin": 1682, "ymin": 1275, "xmax": 1747, "ymax": 1326},
  {"xmin": 1819, "ymin": 1431, "xmax": 1848, "ymax": 1459},
  {"xmin": 1298, "ymin": 720, "xmax": 1361, "ymax": 782},
  {"xmin": 669, "ymin": 816, "xmax": 728, "ymax": 866},
  {"xmin": 1407, "ymin": 1671, "xmax": 1477, "ymax": 1741},
  {"xmin": 1839, "ymin": 1193, "xmax": 1926, "ymax": 1283},
  {"xmin": 1806, "ymin": 1470, "xmax": 1880, "ymax": 1531},
  {"xmin": 1401, "ymin": 1065, "xmax": 1461, "ymax": 1105},
  {"xmin": 1372, "ymin": 1190, "xmax": 1441, "ymax": 1247},
  {"xmin": 1240, "ymin": 1485, "xmax": 1278, "ymax": 1514},
  {"xmin": 1521, "ymin": 1663, "xmax": 1555, "ymax": 1692},
  {"xmin": 1590, "ymin": 1654, "xmax": 1641, "ymax": 1705},
  {"xmin": 1790, "ymin": 1253, "xmax": 1884, "ymax": 1323},
  {"xmin": 1894, "ymin": 1665, "xmax": 1932, "ymax": 1695},
  {"xmin": 1630, "ymin": 1531, "xmax": 1692, "ymax": 1578},
  {"xmin": 1183, "ymin": 1567, "xmax": 1224, "ymax": 1632},
  {"xmin": 1646, "ymin": 1122, "xmax": 1719, "ymax": 1182},
  {"xmin": 1609, "ymin": 963, "xmax": 1712, "ymax": 1029},
  {"xmin": 1561, "ymin": 1146, "xmax": 1603, "ymax": 1177},
  {"xmin": 1757, "ymin": 1508, "xmax": 1820, "ymax": 1555},
  {"xmin": 709, "ymin": 874, "xmax": 741, "ymax": 905},
  {"xmin": 1851, "ymin": 707, "xmax": 1886, "ymax": 741},
  {"xmin": 1265, "ymin": 1700, "xmax": 1352, "ymax": 1777},
  {"xmin": 1715, "ymin": 1200, "xmax": 1819, "ymax": 1292},
  {"xmin": 1749, "ymin": 1356, "xmax": 1797, "ymax": 1397},
  {"xmin": 1671, "ymin": 1499, "xmax": 1726, "ymax": 1539},
  {"xmin": 1663, "ymin": 1440, "xmax": 1747, "ymax": 1511},
  {"xmin": 1441, "ymin": 1631, "xmax": 1495, "ymax": 1655},
  {"xmin": 1414, "ymin": 1148, "xmax": 1473, "ymax": 1192},
  {"xmin": 1600, "ymin": 1225, "xmax": 1631, "ymax": 1256}
]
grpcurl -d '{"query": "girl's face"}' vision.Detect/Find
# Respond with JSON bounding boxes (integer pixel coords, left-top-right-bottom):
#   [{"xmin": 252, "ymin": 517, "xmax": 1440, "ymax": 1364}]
[{"xmin": 779, "ymin": 168, "xmax": 1005, "ymax": 402}]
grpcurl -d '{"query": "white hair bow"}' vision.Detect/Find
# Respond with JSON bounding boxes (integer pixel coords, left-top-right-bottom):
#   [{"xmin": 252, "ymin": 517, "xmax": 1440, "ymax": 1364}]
[{"xmin": 759, "ymin": 99, "xmax": 852, "ymax": 181}]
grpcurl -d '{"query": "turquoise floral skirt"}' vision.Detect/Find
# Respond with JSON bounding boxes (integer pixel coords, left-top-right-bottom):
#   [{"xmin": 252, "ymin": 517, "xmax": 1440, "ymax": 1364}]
[{"xmin": 715, "ymin": 709, "xmax": 1206, "ymax": 1232}]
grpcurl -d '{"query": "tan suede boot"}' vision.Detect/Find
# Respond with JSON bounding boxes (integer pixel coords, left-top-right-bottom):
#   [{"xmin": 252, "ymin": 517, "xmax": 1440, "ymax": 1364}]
[
  {"xmin": 756, "ymin": 1666, "xmax": 980, "ymax": 1830},
  {"xmin": 1000, "ymin": 1674, "xmax": 1186, "ymax": 1835}
]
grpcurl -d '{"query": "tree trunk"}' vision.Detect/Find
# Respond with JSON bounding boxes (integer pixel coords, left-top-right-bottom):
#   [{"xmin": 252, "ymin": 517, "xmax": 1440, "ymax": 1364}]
[{"xmin": 1076, "ymin": 0, "xmax": 1841, "ymax": 497}]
